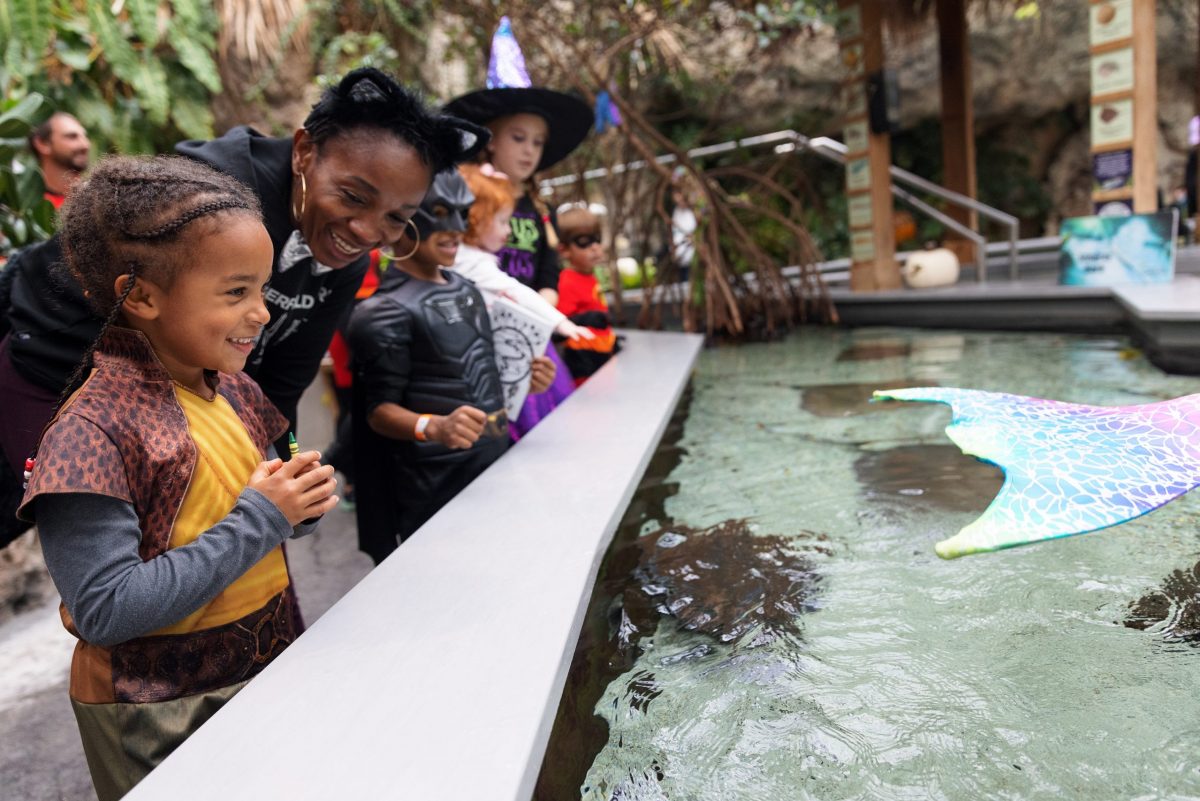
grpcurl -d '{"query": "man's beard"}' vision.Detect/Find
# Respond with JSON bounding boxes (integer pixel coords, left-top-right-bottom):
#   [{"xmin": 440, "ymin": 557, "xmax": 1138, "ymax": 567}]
[{"xmin": 52, "ymin": 150, "xmax": 88, "ymax": 173}]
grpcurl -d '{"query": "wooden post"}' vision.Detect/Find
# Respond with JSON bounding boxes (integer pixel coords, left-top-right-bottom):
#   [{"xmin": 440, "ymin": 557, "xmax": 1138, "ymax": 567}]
[
  {"xmin": 838, "ymin": 0, "xmax": 899, "ymax": 291},
  {"xmin": 1131, "ymin": 0, "xmax": 1157, "ymax": 212},
  {"xmin": 1088, "ymin": 0, "xmax": 1157, "ymax": 216},
  {"xmin": 937, "ymin": 0, "xmax": 979, "ymax": 265}
]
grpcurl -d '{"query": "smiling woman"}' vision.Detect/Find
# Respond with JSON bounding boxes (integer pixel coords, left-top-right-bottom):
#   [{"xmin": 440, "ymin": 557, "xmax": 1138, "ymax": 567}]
[
  {"xmin": 174, "ymin": 68, "xmax": 489, "ymax": 433},
  {"xmin": 289, "ymin": 129, "xmax": 430, "ymax": 270},
  {"xmin": 0, "ymin": 70, "xmax": 489, "ymax": 542}
]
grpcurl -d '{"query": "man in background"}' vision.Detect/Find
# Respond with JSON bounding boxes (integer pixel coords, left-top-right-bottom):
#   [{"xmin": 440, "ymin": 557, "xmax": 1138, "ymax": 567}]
[{"xmin": 27, "ymin": 112, "xmax": 90, "ymax": 209}]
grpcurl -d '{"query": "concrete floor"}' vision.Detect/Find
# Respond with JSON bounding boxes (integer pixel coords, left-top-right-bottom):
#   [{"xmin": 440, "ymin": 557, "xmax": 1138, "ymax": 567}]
[{"xmin": 0, "ymin": 378, "xmax": 372, "ymax": 801}]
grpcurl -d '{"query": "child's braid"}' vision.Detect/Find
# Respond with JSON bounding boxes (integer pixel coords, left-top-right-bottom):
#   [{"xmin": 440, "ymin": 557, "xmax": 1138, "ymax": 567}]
[
  {"xmin": 128, "ymin": 199, "xmax": 254, "ymax": 241},
  {"xmin": 527, "ymin": 176, "xmax": 560, "ymax": 249},
  {"xmin": 47, "ymin": 264, "xmax": 138, "ymax": 421}
]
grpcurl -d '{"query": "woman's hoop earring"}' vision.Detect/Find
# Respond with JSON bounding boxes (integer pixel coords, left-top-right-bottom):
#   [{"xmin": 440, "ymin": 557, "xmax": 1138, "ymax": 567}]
[
  {"xmin": 384, "ymin": 219, "xmax": 421, "ymax": 261},
  {"xmin": 291, "ymin": 172, "xmax": 307, "ymax": 222}
]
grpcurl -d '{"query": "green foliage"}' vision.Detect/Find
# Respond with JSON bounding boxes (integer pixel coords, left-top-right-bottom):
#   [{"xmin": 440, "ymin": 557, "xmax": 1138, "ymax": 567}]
[
  {"xmin": 0, "ymin": 0, "xmax": 222, "ymax": 253},
  {"xmin": 308, "ymin": 0, "xmax": 434, "ymax": 87},
  {"xmin": 735, "ymin": 0, "xmax": 842, "ymax": 48},
  {"xmin": 318, "ymin": 31, "xmax": 402, "ymax": 83},
  {"xmin": 596, "ymin": 259, "xmax": 656, "ymax": 291},
  {"xmin": 3, "ymin": 0, "xmax": 221, "ymax": 154},
  {"xmin": 0, "ymin": 93, "xmax": 55, "ymax": 256},
  {"xmin": 1014, "ymin": 2, "xmax": 1039, "ymax": 21}
]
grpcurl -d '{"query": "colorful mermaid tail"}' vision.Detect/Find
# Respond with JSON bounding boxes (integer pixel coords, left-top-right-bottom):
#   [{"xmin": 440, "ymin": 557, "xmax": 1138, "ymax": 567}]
[{"xmin": 872, "ymin": 387, "xmax": 1200, "ymax": 558}]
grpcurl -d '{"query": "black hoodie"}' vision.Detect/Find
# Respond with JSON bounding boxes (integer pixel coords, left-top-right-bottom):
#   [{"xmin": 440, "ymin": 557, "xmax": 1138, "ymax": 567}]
[
  {"xmin": 0, "ymin": 126, "xmax": 370, "ymax": 431},
  {"xmin": 0, "ymin": 236, "xmax": 98, "ymax": 391}
]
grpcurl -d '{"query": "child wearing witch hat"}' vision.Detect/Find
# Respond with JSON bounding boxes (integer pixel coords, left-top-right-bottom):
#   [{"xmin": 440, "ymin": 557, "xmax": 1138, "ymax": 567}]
[{"xmin": 444, "ymin": 16, "xmax": 593, "ymax": 440}]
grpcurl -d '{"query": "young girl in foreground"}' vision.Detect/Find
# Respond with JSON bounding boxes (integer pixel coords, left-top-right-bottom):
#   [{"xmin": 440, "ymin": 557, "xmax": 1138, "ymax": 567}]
[{"xmin": 19, "ymin": 156, "xmax": 338, "ymax": 800}]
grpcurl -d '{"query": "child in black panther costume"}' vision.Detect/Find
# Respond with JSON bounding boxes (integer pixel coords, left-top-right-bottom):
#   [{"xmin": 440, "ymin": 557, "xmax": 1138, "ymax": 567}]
[{"xmin": 347, "ymin": 170, "xmax": 556, "ymax": 563}]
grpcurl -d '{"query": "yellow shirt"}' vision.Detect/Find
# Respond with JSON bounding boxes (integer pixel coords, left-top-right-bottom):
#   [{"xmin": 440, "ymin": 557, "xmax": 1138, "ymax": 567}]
[{"xmin": 152, "ymin": 387, "xmax": 289, "ymax": 635}]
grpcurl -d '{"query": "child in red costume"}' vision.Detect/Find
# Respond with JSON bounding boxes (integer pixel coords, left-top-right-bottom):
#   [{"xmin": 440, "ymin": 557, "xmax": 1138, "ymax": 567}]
[{"xmin": 555, "ymin": 207, "xmax": 619, "ymax": 386}]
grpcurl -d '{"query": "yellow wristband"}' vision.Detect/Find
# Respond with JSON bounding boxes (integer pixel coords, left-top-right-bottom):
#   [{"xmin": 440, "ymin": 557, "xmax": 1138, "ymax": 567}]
[{"xmin": 414, "ymin": 413, "xmax": 432, "ymax": 441}]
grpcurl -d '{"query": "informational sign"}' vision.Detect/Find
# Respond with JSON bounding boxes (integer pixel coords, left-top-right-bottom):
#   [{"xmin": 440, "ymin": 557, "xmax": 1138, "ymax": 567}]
[
  {"xmin": 1092, "ymin": 148, "xmax": 1133, "ymax": 192},
  {"xmin": 1091, "ymin": 99, "xmax": 1134, "ymax": 146},
  {"xmin": 1088, "ymin": 0, "xmax": 1154, "ymax": 214},
  {"xmin": 850, "ymin": 228, "xmax": 876, "ymax": 262},
  {"xmin": 488, "ymin": 296, "xmax": 554, "ymax": 420},
  {"xmin": 848, "ymin": 193, "xmax": 873, "ymax": 228},
  {"xmin": 1090, "ymin": 47, "xmax": 1134, "ymax": 96},
  {"xmin": 842, "ymin": 83, "xmax": 866, "ymax": 119},
  {"xmin": 836, "ymin": 0, "xmax": 896, "ymax": 284},
  {"xmin": 1060, "ymin": 210, "xmax": 1178, "ymax": 286},
  {"xmin": 844, "ymin": 118, "xmax": 869, "ymax": 154},
  {"xmin": 846, "ymin": 157, "xmax": 871, "ymax": 192},
  {"xmin": 1089, "ymin": 0, "xmax": 1133, "ymax": 46}
]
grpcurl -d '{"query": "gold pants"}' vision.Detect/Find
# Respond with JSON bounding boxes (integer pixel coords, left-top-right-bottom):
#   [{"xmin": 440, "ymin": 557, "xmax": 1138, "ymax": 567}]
[{"xmin": 70, "ymin": 681, "xmax": 247, "ymax": 801}]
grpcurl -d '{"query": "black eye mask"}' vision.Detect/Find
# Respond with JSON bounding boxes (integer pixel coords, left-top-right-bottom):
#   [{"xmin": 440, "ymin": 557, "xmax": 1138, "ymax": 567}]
[{"xmin": 411, "ymin": 170, "xmax": 475, "ymax": 238}]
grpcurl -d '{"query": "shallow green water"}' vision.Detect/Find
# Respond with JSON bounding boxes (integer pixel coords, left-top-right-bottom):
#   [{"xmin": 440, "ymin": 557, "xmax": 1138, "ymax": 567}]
[{"xmin": 573, "ymin": 328, "xmax": 1200, "ymax": 800}]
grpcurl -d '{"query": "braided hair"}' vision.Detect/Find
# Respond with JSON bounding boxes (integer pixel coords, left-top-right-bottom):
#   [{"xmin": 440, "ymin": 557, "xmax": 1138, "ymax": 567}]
[
  {"xmin": 25, "ymin": 156, "xmax": 262, "ymax": 476},
  {"xmin": 303, "ymin": 68, "xmax": 489, "ymax": 174}
]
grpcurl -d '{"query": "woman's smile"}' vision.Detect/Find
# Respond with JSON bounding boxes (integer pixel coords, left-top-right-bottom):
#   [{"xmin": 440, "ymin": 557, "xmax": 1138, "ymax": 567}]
[
  {"xmin": 292, "ymin": 129, "xmax": 432, "ymax": 270},
  {"xmin": 329, "ymin": 229, "xmax": 368, "ymax": 259}
]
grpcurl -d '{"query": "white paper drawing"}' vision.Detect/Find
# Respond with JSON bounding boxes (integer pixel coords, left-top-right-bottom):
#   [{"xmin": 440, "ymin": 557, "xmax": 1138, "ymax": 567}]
[{"xmin": 489, "ymin": 295, "xmax": 555, "ymax": 419}]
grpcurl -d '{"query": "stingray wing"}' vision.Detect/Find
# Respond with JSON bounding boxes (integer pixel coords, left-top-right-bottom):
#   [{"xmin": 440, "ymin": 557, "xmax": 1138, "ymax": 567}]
[{"xmin": 873, "ymin": 387, "xmax": 1200, "ymax": 558}]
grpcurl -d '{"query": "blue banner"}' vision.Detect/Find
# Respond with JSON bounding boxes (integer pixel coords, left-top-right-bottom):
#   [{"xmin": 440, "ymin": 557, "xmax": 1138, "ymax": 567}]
[{"xmin": 1059, "ymin": 210, "xmax": 1178, "ymax": 286}]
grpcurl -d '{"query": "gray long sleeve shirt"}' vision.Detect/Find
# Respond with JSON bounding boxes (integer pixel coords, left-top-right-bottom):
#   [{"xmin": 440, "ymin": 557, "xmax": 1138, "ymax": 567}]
[{"xmin": 38, "ymin": 486, "xmax": 316, "ymax": 647}]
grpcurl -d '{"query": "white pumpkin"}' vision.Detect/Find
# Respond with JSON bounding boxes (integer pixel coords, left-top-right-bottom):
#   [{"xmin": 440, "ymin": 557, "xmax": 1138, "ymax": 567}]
[{"xmin": 901, "ymin": 247, "xmax": 960, "ymax": 288}]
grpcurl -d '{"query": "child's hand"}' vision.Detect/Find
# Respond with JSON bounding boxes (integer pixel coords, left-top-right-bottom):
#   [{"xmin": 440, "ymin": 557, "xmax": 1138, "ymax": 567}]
[
  {"xmin": 529, "ymin": 355, "xmax": 556, "ymax": 395},
  {"xmin": 248, "ymin": 451, "xmax": 338, "ymax": 526},
  {"xmin": 555, "ymin": 320, "xmax": 595, "ymax": 341},
  {"xmin": 428, "ymin": 406, "xmax": 487, "ymax": 449}
]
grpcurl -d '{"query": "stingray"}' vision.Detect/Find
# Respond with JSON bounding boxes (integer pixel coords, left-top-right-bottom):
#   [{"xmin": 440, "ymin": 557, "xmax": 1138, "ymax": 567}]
[
  {"xmin": 872, "ymin": 387, "xmax": 1200, "ymax": 558},
  {"xmin": 625, "ymin": 519, "xmax": 825, "ymax": 645}
]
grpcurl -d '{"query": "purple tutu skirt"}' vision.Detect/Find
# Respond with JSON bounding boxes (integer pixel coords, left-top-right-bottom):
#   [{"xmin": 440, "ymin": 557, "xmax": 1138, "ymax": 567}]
[{"xmin": 510, "ymin": 344, "xmax": 573, "ymax": 442}]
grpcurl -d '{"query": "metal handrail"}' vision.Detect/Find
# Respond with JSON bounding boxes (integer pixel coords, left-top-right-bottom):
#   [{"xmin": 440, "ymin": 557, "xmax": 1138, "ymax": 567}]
[
  {"xmin": 805, "ymin": 136, "xmax": 1020, "ymax": 281},
  {"xmin": 541, "ymin": 128, "xmax": 1022, "ymax": 283}
]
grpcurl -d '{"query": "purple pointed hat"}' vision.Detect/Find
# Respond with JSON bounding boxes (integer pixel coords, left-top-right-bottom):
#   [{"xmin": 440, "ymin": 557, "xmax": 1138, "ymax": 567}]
[{"xmin": 443, "ymin": 16, "xmax": 593, "ymax": 172}]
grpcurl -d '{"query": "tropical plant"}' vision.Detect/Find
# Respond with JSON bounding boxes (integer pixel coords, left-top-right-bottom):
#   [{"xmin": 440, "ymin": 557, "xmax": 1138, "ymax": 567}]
[
  {"xmin": 466, "ymin": 1, "xmax": 840, "ymax": 339},
  {"xmin": 0, "ymin": 94, "xmax": 55, "ymax": 256},
  {"xmin": 0, "ymin": 0, "xmax": 223, "ymax": 157},
  {"xmin": 307, "ymin": 0, "xmax": 435, "ymax": 87}
]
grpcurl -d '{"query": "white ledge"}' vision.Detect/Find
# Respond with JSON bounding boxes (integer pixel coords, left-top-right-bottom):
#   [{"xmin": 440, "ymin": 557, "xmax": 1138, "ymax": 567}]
[
  {"xmin": 126, "ymin": 329, "xmax": 704, "ymax": 801},
  {"xmin": 1114, "ymin": 275, "xmax": 1200, "ymax": 321}
]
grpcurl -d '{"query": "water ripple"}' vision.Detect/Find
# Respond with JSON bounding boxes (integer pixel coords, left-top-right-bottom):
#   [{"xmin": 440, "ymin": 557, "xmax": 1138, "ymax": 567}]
[{"xmin": 575, "ymin": 329, "xmax": 1200, "ymax": 800}]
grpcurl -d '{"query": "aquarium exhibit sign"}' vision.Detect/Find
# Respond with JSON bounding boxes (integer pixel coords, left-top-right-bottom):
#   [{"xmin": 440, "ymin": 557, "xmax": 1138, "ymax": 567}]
[
  {"xmin": 1088, "ymin": 0, "xmax": 1158, "ymax": 215},
  {"xmin": 1059, "ymin": 210, "xmax": 1177, "ymax": 286}
]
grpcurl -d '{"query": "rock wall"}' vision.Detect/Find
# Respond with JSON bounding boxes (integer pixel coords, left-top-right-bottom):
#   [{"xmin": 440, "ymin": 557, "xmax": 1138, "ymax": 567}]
[{"xmin": 651, "ymin": 4, "xmax": 1199, "ymax": 234}]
